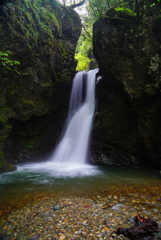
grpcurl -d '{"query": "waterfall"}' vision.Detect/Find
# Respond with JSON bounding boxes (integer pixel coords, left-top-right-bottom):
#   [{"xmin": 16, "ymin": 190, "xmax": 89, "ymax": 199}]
[
  {"xmin": 17, "ymin": 69, "xmax": 99, "ymax": 177},
  {"xmin": 51, "ymin": 69, "xmax": 97, "ymax": 164}
]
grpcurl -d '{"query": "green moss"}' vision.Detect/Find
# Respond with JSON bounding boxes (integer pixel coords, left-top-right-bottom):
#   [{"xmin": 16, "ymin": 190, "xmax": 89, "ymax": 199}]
[
  {"xmin": 59, "ymin": 42, "xmax": 68, "ymax": 58},
  {"xmin": 0, "ymin": 106, "xmax": 16, "ymax": 123},
  {"xmin": 0, "ymin": 163, "xmax": 17, "ymax": 173},
  {"xmin": 23, "ymin": 140, "xmax": 36, "ymax": 150},
  {"xmin": 0, "ymin": 109, "xmax": 8, "ymax": 124},
  {"xmin": 0, "ymin": 150, "xmax": 4, "ymax": 167},
  {"xmin": 0, "ymin": 132, "xmax": 7, "ymax": 140},
  {"xmin": 106, "ymin": 7, "xmax": 137, "ymax": 19},
  {"xmin": 115, "ymin": 7, "xmax": 137, "ymax": 17},
  {"xmin": 21, "ymin": 99, "xmax": 37, "ymax": 108},
  {"xmin": 4, "ymin": 0, "xmax": 62, "ymax": 52},
  {"xmin": 0, "ymin": 0, "xmax": 81, "ymax": 164},
  {"xmin": 0, "ymin": 150, "xmax": 16, "ymax": 174}
]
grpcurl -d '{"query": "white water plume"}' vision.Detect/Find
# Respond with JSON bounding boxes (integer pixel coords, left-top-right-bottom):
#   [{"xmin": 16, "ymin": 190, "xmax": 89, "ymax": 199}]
[
  {"xmin": 52, "ymin": 69, "xmax": 97, "ymax": 164},
  {"xmin": 15, "ymin": 69, "xmax": 99, "ymax": 177}
]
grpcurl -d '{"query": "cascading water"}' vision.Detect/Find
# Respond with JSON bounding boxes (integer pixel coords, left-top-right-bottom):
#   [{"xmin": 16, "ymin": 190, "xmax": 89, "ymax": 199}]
[
  {"xmin": 16, "ymin": 69, "xmax": 100, "ymax": 177},
  {"xmin": 51, "ymin": 69, "xmax": 97, "ymax": 164},
  {"xmin": 1, "ymin": 70, "xmax": 161, "ymax": 207}
]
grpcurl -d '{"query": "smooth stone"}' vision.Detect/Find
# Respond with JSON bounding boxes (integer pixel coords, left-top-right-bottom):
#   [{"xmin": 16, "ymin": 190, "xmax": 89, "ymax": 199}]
[
  {"xmin": 32, "ymin": 236, "xmax": 39, "ymax": 240},
  {"xmin": 153, "ymin": 209, "xmax": 159, "ymax": 212},
  {"xmin": 59, "ymin": 234, "xmax": 66, "ymax": 240},
  {"xmin": 127, "ymin": 217, "xmax": 135, "ymax": 223},
  {"xmin": 53, "ymin": 206, "xmax": 60, "ymax": 210},
  {"xmin": 82, "ymin": 231, "xmax": 88, "ymax": 237},
  {"xmin": 112, "ymin": 204, "xmax": 125, "ymax": 211}
]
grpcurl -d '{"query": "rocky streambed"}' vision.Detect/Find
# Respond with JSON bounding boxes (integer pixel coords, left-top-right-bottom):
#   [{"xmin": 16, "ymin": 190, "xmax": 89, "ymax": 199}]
[{"xmin": 0, "ymin": 185, "xmax": 161, "ymax": 240}]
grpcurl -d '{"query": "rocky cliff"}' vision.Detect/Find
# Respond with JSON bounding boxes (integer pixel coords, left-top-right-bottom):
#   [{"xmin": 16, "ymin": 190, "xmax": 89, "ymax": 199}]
[
  {"xmin": 0, "ymin": 0, "xmax": 81, "ymax": 173},
  {"xmin": 93, "ymin": 7, "xmax": 161, "ymax": 169}
]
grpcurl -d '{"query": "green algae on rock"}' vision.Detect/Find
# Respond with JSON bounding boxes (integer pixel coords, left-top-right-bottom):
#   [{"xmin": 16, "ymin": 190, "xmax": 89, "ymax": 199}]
[{"xmin": 0, "ymin": 0, "xmax": 81, "ymax": 172}]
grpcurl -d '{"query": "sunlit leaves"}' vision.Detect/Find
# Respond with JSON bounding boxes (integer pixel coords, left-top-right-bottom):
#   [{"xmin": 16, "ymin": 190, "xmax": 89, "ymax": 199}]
[
  {"xmin": 75, "ymin": 24, "xmax": 92, "ymax": 71},
  {"xmin": 0, "ymin": 51, "xmax": 21, "ymax": 75},
  {"xmin": 75, "ymin": 52, "xmax": 90, "ymax": 71}
]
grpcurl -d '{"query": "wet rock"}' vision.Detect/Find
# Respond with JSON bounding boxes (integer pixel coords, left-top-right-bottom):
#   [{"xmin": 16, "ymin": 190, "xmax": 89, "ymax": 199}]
[
  {"xmin": 53, "ymin": 206, "xmax": 60, "ymax": 210},
  {"xmin": 0, "ymin": 163, "xmax": 17, "ymax": 173},
  {"xmin": 0, "ymin": 0, "xmax": 82, "ymax": 172},
  {"xmin": 59, "ymin": 234, "xmax": 66, "ymax": 240},
  {"xmin": 1, "ymin": 185, "xmax": 161, "ymax": 240},
  {"xmin": 93, "ymin": 7, "xmax": 161, "ymax": 168},
  {"xmin": 112, "ymin": 204, "xmax": 125, "ymax": 211},
  {"xmin": 31, "ymin": 236, "xmax": 39, "ymax": 240},
  {"xmin": 117, "ymin": 215, "xmax": 159, "ymax": 239},
  {"xmin": 127, "ymin": 217, "xmax": 135, "ymax": 223}
]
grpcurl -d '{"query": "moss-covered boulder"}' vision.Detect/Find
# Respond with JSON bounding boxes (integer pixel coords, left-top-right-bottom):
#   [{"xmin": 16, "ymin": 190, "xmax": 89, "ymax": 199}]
[
  {"xmin": 0, "ymin": 150, "xmax": 16, "ymax": 173},
  {"xmin": 0, "ymin": 0, "xmax": 81, "ymax": 172},
  {"xmin": 93, "ymin": 8, "xmax": 161, "ymax": 169}
]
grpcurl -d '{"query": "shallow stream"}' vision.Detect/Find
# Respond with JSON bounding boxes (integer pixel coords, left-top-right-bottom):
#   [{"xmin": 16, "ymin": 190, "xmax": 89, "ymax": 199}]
[{"xmin": 0, "ymin": 162, "xmax": 161, "ymax": 207}]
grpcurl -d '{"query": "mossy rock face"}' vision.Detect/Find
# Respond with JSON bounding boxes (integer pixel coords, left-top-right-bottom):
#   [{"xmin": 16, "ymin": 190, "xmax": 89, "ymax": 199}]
[
  {"xmin": 0, "ymin": 163, "xmax": 17, "ymax": 173},
  {"xmin": 93, "ymin": 14, "xmax": 159, "ymax": 99},
  {"xmin": 152, "ymin": 16, "xmax": 161, "ymax": 44},
  {"xmin": 0, "ymin": 150, "xmax": 16, "ymax": 173},
  {"xmin": 106, "ymin": 7, "xmax": 136, "ymax": 19},
  {"xmin": 0, "ymin": 0, "xmax": 81, "ymax": 171},
  {"xmin": 93, "ymin": 8, "xmax": 161, "ymax": 169},
  {"xmin": 0, "ymin": 150, "xmax": 4, "ymax": 168}
]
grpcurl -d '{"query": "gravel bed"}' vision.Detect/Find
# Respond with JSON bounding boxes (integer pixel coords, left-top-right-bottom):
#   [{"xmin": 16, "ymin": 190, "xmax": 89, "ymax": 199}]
[{"xmin": 0, "ymin": 185, "xmax": 161, "ymax": 240}]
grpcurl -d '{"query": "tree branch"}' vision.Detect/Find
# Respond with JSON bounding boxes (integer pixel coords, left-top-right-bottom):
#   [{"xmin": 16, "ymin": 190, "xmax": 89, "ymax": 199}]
[
  {"xmin": 81, "ymin": 33, "xmax": 88, "ymax": 40},
  {"xmin": 71, "ymin": 0, "xmax": 86, "ymax": 9}
]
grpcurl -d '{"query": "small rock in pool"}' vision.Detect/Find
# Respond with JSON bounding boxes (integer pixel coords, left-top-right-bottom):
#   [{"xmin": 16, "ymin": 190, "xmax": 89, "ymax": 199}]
[
  {"xmin": 32, "ymin": 236, "xmax": 39, "ymax": 240},
  {"xmin": 53, "ymin": 206, "xmax": 60, "ymax": 210},
  {"xmin": 158, "ymin": 197, "xmax": 161, "ymax": 202},
  {"xmin": 59, "ymin": 234, "xmax": 65, "ymax": 240},
  {"xmin": 85, "ymin": 204, "xmax": 90, "ymax": 208},
  {"xmin": 0, "ymin": 235, "xmax": 7, "ymax": 240},
  {"xmin": 112, "ymin": 204, "xmax": 125, "ymax": 211},
  {"xmin": 127, "ymin": 217, "xmax": 135, "ymax": 223}
]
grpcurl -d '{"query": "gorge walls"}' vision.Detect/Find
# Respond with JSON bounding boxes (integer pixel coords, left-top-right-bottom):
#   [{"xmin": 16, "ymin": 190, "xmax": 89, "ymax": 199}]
[
  {"xmin": 0, "ymin": 0, "xmax": 81, "ymax": 172},
  {"xmin": 1, "ymin": 0, "xmax": 161, "ymax": 172},
  {"xmin": 93, "ymin": 7, "xmax": 161, "ymax": 169}
]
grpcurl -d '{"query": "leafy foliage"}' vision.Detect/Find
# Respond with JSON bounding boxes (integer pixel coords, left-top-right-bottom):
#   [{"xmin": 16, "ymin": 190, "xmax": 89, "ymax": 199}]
[
  {"xmin": 74, "ymin": 0, "xmax": 109, "ymax": 71},
  {"xmin": 74, "ymin": 0, "xmax": 161, "ymax": 71},
  {"xmin": 75, "ymin": 52, "xmax": 90, "ymax": 71},
  {"xmin": 2, "ymin": 0, "xmax": 61, "ymax": 49},
  {"xmin": 75, "ymin": 26, "xmax": 92, "ymax": 71},
  {"xmin": 0, "ymin": 51, "xmax": 20, "ymax": 74}
]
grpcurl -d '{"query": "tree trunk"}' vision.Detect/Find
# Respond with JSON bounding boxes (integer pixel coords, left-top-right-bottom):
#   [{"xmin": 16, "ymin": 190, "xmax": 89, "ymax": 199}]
[
  {"xmin": 135, "ymin": 0, "xmax": 140, "ymax": 19},
  {"xmin": 140, "ymin": 0, "xmax": 144, "ymax": 19}
]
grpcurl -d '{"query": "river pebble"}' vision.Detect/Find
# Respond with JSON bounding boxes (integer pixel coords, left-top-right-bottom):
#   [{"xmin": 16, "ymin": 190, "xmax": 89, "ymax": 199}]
[{"xmin": 0, "ymin": 185, "xmax": 161, "ymax": 239}]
